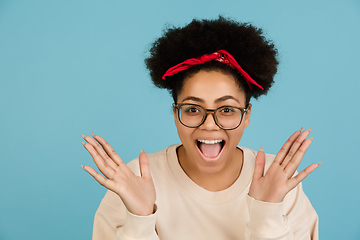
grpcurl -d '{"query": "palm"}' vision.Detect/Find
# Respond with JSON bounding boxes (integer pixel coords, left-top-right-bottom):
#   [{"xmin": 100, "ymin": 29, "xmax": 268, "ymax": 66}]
[
  {"xmin": 249, "ymin": 129, "xmax": 320, "ymax": 203},
  {"xmin": 82, "ymin": 134, "xmax": 156, "ymax": 216},
  {"xmin": 111, "ymin": 164, "xmax": 156, "ymax": 215}
]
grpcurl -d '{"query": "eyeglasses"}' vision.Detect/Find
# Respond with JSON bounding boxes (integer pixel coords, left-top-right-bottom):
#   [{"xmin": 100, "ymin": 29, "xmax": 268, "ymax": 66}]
[{"xmin": 173, "ymin": 103, "xmax": 249, "ymax": 130}]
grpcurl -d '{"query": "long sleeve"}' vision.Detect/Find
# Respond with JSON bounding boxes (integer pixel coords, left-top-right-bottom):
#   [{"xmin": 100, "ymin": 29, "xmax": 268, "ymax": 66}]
[
  {"xmin": 92, "ymin": 190, "xmax": 159, "ymax": 240},
  {"xmin": 244, "ymin": 183, "xmax": 318, "ymax": 240}
]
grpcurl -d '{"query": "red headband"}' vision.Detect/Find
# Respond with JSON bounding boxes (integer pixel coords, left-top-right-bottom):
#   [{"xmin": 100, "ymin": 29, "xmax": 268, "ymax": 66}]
[{"xmin": 161, "ymin": 49, "xmax": 263, "ymax": 90}]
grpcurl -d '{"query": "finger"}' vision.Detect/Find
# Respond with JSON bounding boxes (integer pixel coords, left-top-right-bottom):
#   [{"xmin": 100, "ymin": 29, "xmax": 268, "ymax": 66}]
[
  {"xmin": 83, "ymin": 134, "xmax": 118, "ymax": 171},
  {"xmin": 139, "ymin": 150, "xmax": 152, "ymax": 179},
  {"xmin": 283, "ymin": 137, "xmax": 313, "ymax": 177},
  {"xmin": 82, "ymin": 141, "xmax": 116, "ymax": 178},
  {"xmin": 82, "ymin": 165, "xmax": 118, "ymax": 192},
  {"xmin": 288, "ymin": 162, "xmax": 321, "ymax": 190},
  {"xmin": 91, "ymin": 133, "xmax": 124, "ymax": 167},
  {"xmin": 82, "ymin": 134, "xmax": 111, "ymax": 162},
  {"xmin": 253, "ymin": 147, "xmax": 265, "ymax": 180},
  {"xmin": 281, "ymin": 128, "xmax": 311, "ymax": 167},
  {"xmin": 273, "ymin": 128, "xmax": 302, "ymax": 164}
]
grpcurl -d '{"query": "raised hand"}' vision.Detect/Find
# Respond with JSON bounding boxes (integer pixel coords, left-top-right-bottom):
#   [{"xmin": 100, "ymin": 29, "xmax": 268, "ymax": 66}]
[
  {"xmin": 81, "ymin": 133, "xmax": 156, "ymax": 216},
  {"xmin": 248, "ymin": 128, "xmax": 320, "ymax": 203}
]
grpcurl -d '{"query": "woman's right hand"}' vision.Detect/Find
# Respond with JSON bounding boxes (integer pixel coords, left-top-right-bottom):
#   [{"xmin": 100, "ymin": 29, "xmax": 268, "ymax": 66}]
[{"xmin": 81, "ymin": 133, "xmax": 156, "ymax": 216}]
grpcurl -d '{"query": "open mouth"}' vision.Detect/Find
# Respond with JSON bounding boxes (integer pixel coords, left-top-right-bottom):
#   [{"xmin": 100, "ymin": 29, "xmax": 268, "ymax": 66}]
[{"xmin": 196, "ymin": 139, "xmax": 225, "ymax": 160}]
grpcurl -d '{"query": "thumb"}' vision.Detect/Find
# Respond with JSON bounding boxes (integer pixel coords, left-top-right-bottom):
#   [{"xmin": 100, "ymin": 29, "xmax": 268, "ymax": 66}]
[
  {"xmin": 253, "ymin": 146, "xmax": 265, "ymax": 180},
  {"xmin": 139, "ymin": 149, "xmax": 152, "ymax": 179}
]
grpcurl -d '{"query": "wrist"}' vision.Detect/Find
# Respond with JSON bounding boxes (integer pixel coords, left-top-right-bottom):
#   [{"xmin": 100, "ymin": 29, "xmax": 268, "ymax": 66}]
[
  {"xmin": 258, "ymin": 195, "xmax": 284, "ymax": 203},
  {"xmin": 128, "ymin": 204, "xmax": 157, "ymax": 216},
  {"xmin": 248, "ymin": 191, "xmax": 285, "ymax": 203}
]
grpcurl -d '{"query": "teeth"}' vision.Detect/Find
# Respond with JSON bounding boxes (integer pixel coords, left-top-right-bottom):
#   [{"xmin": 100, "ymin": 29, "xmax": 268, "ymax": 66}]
[{"xmin": 198, "ymin": 139, "xmax": 223, "ymax": 144}]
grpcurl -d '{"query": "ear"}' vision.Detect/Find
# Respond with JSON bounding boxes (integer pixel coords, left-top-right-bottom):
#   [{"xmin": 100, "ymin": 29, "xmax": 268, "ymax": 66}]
[
  {"xmin": 244, "ymin": 103, "xmax": 251, "ymax": 129},
  {"xmin": 172, "ymin": 103, "xmax": 176, "ymax": 115},
  {"xmin": 173, "ymin": 103, "xmax": 178, "ymax": 125}
]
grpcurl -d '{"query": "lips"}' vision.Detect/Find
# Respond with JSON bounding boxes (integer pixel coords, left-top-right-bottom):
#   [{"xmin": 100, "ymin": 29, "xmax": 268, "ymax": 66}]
[{"xmin": 196, "ymin": 139, "xmax": 225, "ymax": 160}]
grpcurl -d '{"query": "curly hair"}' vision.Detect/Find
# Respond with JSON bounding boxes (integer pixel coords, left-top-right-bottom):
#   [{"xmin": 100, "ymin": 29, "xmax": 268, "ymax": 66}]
[{"xmin": 145, "ymin": 16, "xmax": 279, "ymax": 105}]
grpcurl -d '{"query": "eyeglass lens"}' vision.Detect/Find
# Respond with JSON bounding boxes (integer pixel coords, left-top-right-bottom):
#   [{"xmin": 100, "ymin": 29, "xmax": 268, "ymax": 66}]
[{"xmin": 178, "ymin": 104, "xmax": 243, "ymax": 129}]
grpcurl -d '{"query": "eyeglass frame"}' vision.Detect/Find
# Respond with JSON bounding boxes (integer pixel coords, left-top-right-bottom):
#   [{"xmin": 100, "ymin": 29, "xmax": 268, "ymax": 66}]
[{"xmin": 173, "ymin": 103, "xmax": 250, "ymax": 130}]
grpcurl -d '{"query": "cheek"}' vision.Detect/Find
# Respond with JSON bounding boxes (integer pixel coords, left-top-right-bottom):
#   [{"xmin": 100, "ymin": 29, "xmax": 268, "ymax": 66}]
[
  {"xmin": 175, "ymin": 120, "xmax": 189, "ymax": 139},
  {"xmin": 175, "ymin": 123, "xmax": 196, "ymax": 147},
  {"xmin": 174, "ymin": 113, "xmax": 184, "ymax": 132},
  {"xmin": 230, "ymin": 130, "xmax": 244, "ymax": 143},
  {"xmin": 227, "ymin": 125, "xmax": 246, "ymax": 146}
]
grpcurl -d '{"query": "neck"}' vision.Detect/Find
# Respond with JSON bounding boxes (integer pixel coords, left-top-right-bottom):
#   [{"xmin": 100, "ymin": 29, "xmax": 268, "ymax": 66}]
[{"xmin": 177, "ymin": 146, "xmax": 243, "ymax": 192}]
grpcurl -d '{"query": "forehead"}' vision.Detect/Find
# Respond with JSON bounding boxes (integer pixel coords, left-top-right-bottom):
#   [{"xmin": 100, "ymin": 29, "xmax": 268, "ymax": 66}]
[{"xmin": 178, "ymin": 70, "xmax": 246, "ymax": 105}]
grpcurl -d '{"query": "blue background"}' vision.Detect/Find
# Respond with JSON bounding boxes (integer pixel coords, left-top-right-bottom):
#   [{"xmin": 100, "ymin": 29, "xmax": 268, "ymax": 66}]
[{"xmin": 1, "ymin": 0, "xmax": 359, "ymax": 239}]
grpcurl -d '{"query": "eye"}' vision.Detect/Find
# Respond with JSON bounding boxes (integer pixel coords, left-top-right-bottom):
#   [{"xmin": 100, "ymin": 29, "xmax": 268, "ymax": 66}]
[
  {"xmin": 220, "ymin": 107, "xmax": 236, "ymax": 113},
  {"xmin": 180, "ymin": 105, "xmax": 204, "ymax": 116},
  {"xmin": 218, "ymin": 107, "xmax": 239, "ymax": 117},
  {"xmin": 185, "ymin": 106, "xmax": 200, "ymax": 113}
]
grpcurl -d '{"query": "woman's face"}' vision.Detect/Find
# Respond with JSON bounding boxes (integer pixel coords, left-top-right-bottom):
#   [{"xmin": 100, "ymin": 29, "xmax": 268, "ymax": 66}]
[{"xmin": 175, "ymin": 70, "xmax": 251, "ymax": 175}]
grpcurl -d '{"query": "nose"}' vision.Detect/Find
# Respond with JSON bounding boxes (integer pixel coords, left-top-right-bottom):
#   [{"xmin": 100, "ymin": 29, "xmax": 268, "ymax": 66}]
[{"xmin": 200, "ymin": 112, "xmax": 220, "ymax": 130}]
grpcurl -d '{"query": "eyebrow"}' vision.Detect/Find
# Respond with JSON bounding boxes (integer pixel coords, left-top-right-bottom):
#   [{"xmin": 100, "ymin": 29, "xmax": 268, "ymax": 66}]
[
  {"xmin": 215, "ymin": 95, "xmax": 240, "ymax": 104},
  {"xmin": 181, "ymin": 96, "xmax": 204, "ymax": 103},
  {"xmin": 181, "ymin": 95, "xmax": 240, "ymax": 104}
]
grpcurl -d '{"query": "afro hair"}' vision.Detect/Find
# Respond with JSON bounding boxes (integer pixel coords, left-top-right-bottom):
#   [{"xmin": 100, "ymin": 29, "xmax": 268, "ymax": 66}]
[{"xmin": 145, "ymin": 16, "xmax": 279, "ymax": 104}]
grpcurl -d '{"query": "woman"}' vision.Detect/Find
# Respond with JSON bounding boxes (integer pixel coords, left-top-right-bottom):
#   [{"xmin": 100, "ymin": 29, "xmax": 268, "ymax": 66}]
[{"xmin": 82, "ymin": 16, "xmax": 320, "ymax": 240}]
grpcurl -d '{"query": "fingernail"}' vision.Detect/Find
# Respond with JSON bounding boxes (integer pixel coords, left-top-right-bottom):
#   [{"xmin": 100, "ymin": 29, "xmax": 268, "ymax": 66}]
[
  {"xmin": 81, "ymin": 165, "xmax": 88, "ymax": 172},
  {"xmin": 91, "ymin": 132, "xmax": 96, "ymax": 138},
  {"xmin": 308, "ymin": 128, "xmax": 312, "ymax": 133},
  {"xmin": 81, "ymin": 134, "xmax": 86, "ymax": 140},
  {"xmin": 310, "ymin": 137, "xmax": 314, "ymax": 141},
  {"xmin": 259, "ymin": 146, "xmax": 264, "ymax": 152},
  {"xmin": 299, "ymin": 127, "xmax": 303, "ymax": 132},
  {"xmin": 318, "ymin": 162, "xmax": 322, "ymax": 166},
  {"xmin": 141, "ymin": 149, "xmax": 145, "ymax": 153},
  {"xmin": 82, "ymin": 141, "xmax": 85, "ymax": 146}
]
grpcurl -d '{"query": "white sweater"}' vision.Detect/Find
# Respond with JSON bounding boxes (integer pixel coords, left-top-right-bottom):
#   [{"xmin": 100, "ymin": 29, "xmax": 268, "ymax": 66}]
[{"xmin": 92, "ymin": 145, "xmax": 318, "ymax": 240}]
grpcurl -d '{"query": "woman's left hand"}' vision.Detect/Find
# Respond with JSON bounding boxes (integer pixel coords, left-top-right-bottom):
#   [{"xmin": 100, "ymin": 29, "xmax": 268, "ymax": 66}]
[{"xmin": 248, "ymin": 128, "xmax": 321, "ymax": 203}]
